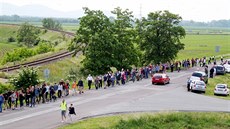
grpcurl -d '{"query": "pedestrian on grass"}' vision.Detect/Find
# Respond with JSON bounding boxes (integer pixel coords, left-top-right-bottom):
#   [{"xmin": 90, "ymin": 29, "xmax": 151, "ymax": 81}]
[
  {"xmin": 60, "ymin": 99, "xmax": 67, "ymax": 123},
  {"xmin": 68, "ymin": 103, "xmax": 76, "ymax": 121}
]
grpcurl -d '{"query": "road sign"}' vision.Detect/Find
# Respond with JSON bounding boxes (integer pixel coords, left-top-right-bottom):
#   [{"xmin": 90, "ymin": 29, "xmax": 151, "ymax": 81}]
[
  {"xmin": 215, "ymin": 46, "xmax": 220, "ymax": 52},
  {"xmin": 44, "ymin": 68, "xmax": 50, "ymax": 79}
]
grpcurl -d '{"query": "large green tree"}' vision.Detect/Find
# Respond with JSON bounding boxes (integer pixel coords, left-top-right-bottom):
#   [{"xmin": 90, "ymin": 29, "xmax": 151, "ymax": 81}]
[
  {"xmin": 70, "ymin": 7, "xmax": 114, "ymax": 75},
  {"xmin": 17, "ymin": 22, "xmax": 40, "ymax": 47},
  {"xmin": 137, "ymin": 10, "xmax": 185, "ymax": 64},
  {"xmin": 111, "ymin": 7, "xmax": 138, "ymax": 69},
  {"xmin": 42, "ymin": 18, "xmax": 62, "ymax": 30}
]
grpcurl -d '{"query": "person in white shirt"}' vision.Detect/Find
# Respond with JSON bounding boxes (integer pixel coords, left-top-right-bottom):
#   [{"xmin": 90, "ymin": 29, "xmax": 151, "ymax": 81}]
[
  {"xmin": 87, "ymin": 74, "xmax": 93, "ymax": 90},
  {"xmin": 58, "ymin": 84, "xmax": 63, "ymax": 98}
]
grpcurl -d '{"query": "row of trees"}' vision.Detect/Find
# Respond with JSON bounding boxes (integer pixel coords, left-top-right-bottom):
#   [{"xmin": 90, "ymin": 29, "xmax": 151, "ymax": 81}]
[
  {"xmin": 0, "ymin": 15, "xmax": 79, "ymax": 23},
  {"xmin": 69, "ymin": 7, "xmax": 186, "ymax": 75}
]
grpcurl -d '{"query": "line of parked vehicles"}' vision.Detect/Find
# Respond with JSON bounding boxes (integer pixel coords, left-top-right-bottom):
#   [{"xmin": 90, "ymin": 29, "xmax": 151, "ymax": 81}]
[
  {"xmin": 187, "ymin": 60, "xmax": 230, "ymax": 96},
  {"xmin": 151, "ymin": 60, "xmax": 230, "ymax": 96}
]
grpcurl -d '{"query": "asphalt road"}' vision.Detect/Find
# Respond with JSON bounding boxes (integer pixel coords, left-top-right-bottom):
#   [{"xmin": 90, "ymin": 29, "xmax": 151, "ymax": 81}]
[{"xmin": 0, "ymin": 66, "xmax": 229, "ymax": 129}]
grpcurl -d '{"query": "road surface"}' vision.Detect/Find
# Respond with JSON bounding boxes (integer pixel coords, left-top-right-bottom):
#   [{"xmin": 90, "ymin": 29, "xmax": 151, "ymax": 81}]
[{"xmin": 0, "ymin": 66, "xmax": 229, "ymax": 129}]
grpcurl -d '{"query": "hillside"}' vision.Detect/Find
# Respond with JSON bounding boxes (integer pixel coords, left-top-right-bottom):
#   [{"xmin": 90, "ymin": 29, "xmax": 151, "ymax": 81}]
[{"xmin": 0, "ymin": 24, "xmax": 73, "ymax": 66}]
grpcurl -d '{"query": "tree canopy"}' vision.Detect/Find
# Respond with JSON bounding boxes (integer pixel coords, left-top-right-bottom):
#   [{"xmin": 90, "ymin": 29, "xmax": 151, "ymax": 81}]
[
  {"xmin": 70, "ymin": 8, "xmax": 185, "ymax": 75},
  {"xmin": 17, "ymin": 22, "xmax": 40, "ymax": 47},
  {"xmin": 137, "ymin": 10, "xmax": 186, "ymax": 64},
  {"xmin": 69, "ymin": 7, "xmax": 138, "ymax": 75},
  {"xmin": 42, "ymin": 18, "xmax": 62, "ymax": 30}
]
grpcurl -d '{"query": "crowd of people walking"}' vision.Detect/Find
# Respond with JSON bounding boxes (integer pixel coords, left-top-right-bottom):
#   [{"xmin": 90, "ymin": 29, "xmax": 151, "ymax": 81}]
[{"xmin": 0, "ymin": 56, "xmax": 227, "ymax": 113}]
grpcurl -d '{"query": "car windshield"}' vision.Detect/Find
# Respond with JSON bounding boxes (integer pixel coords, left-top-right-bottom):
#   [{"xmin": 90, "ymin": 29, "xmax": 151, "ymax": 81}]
[
  {"xmin": 154, "ymin": 75, "xmax": 162, "ymax": 78},
  {"xmin": 192, "ymin": 72, "xmax": 202, "ymax": 77},
  {"xmin": 217, "ymin": 85, "xmax": 226, "ymax": 89}
]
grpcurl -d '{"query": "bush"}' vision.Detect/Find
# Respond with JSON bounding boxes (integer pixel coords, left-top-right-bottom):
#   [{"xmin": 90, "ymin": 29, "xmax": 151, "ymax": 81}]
[
  {"xmin": 7, "ymin": 36, "xmax": 16, "ymax": 42},
  {"xmin": 67, "ymin": 68, "xmax": 79, "ymax": 81},
  {"xmin": 10, "ymin": 67, "xmax": 39, "ymax": 89},
  {"xmin": 0, "ymin": 83, "xmax": 15, "ymax": 94},
  {"xmin": 36, "ymin": 42, "xmax": 53, "ymax": 54},
  {"xmin": 2, "ymin": 47, "xmax": 35, "ymax": 64}
]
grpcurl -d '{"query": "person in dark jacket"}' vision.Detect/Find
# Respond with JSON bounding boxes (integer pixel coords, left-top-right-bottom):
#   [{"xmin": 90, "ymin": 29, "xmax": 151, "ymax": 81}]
[
  {"xmin": 19, "ymin": 90, "xmax": 25, "ymax": 109},
  {"xmin": 77, "ymin": 79, "xmax": 84, "ymax": 94},
  {"xmin": 68, "ymin": 103, "xmax": 76, "ymax": 121}
]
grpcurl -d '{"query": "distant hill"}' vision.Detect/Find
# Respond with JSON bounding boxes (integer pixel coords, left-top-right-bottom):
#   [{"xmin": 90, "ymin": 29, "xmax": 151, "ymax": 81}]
[{"xmin": 0, "ymin": 2, "xmax": 83, "ymax": 19}]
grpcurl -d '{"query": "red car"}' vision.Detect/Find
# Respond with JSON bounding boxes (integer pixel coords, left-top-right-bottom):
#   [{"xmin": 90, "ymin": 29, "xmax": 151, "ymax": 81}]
[{"xmin": 152, "ymin": 73, "xmax": 170, "ymax": 85}]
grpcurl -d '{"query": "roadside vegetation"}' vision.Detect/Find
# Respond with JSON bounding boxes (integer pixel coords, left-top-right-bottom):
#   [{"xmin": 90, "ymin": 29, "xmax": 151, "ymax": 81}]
[
  {"xmin": 59, "ymin": 112, "xmax": 230, "ymax": 129},
  {"xmin": 36, "ymin": 55, "xmax": 84, "ymax": 83},
  {"xmin": 206, "ymin": 74, "xmax": 230, "ymax": 100}
]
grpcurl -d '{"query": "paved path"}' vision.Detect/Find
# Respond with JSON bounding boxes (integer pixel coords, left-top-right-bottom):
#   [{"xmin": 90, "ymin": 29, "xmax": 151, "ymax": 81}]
[{"xmin": 0, "ymin": 67, "xmax": 229, "ymax": 129}]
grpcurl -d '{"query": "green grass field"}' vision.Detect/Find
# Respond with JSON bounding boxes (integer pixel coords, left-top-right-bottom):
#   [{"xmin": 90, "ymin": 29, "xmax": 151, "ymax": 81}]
[
  {"xmin": 0, "ymin": 24, "xmax": 19, "ymax": 43},
  {"xmin": 178, "ymin": 35, "xmax": 230, "ymax": 60},
  {"xmin": 59, "ymin": 112, "xmax": 230, "ymax": 129},
  {"xmin": 36, "ymin": 55, "xmax": 84, "ymax": 83}
]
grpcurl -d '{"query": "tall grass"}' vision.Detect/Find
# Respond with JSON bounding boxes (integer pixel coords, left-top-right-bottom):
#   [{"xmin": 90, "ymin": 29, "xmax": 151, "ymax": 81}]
[{"xmin": 59, "ymin": 112, "xmax": 230, "ymax": 129}]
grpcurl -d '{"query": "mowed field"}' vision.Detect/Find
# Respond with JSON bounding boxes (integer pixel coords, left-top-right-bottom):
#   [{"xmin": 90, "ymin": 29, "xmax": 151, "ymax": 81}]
[{"xmin": 178, "ymin": 34, "xmax": 230, "ymax": 60}]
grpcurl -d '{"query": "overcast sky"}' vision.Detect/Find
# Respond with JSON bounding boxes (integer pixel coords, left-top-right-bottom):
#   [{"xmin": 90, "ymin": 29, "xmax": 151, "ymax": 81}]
[{"xmin": 1, "ymin": 0, "xmax": 230, "ymax": 22}]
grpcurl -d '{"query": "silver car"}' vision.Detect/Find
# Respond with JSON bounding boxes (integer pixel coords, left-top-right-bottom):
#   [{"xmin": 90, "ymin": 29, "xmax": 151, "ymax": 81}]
[
  {"xmin": 223, "ymin": 64, "xmax": 230, "ymax": 73},
  {"xmin": 190, "ymin": 80, "xmax": 206, "ymax": 93},
  {"xmin": 214, "ymin": 84, "xmax": 229, "ymax": 96}
]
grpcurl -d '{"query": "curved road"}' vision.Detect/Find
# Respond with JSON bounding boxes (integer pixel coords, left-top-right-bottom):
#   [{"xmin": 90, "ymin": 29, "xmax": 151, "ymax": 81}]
[{"xmin": 0, "ymin": 66, "xmax": 229, "ymax": 129}]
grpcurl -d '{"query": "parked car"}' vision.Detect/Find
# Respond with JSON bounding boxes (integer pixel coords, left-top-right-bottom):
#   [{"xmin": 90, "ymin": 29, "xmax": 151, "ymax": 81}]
[
  {"xmin": 223, "ymin": 64, "xmax": 230, "ymax": 73},
  {"xmin": 152, "ymin": 73, "xmax": 170, "ymax": 85},
  {"xmin": 214, "ymin": 84, "xmax": 229, "ymax": 96},
  {"xmin": 214, "ymin": 65, "xmax": 226, "ymax": 75},
  {"xmin": 189, "ymin": 80, "xmax": 206, "ymax": 93},
  {"xmin": 187, "ymin": 71, "xmax": 208, "ymax": 90}
]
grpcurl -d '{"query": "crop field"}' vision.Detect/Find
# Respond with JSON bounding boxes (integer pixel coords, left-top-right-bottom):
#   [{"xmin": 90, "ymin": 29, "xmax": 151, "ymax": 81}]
[
  {"xmin": 177, "ymin": 34, "xmax": 230, "ymax": 60},
  {"xmin": 0, "ymin": 42, "xmax": 19, "ymax": 62}
]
